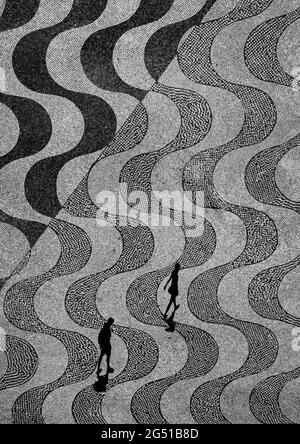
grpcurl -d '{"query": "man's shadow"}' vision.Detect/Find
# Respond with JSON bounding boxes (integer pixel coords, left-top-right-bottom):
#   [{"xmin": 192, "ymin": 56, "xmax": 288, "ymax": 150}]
[
  {"xmin": 165, "ymin": 306, "xmax": 179, "ymax": 332},
  {"xmin": 93, "ymin": 373, "xmax": 108, "ymax": 393}
]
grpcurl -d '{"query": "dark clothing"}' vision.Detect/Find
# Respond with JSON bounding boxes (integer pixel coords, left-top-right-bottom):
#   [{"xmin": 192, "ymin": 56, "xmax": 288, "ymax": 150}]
[
  {"xmin": 100, "ymin": 344, "xmax": 111, "ymax": 354},
  {"xmin": 168, "ymin": 271, "xmax": 179, "ymax": 296},
  {"xmin": 98, "ymin": 325, "xmax": 111, "ymax": 348},
  {"xmin": 164, "ymin": 267, "xmax": 180, "ymax": 319},
  {"xmin": 96, "ymin": 320, "xmax": 114, "ymax": 376}
]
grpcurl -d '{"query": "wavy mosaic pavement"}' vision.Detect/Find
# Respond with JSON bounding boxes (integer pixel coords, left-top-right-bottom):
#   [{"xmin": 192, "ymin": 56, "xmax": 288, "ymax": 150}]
[{"xmin": 0, "ymin": 0, "xmax": 299, "ymax": 424}]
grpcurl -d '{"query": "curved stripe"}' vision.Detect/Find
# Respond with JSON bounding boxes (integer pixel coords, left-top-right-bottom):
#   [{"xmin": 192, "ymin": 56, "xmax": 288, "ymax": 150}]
[
  {"xmin": 0, "ymin": 336, "xmax": 39, "ymax": 390},
  {"xmin": 245, "ymin": 134, "xmax": 300, "ymax": 213},
  {"xmin": 188, "ymin": 264, "xmax": 279, "ymax": 423},
  {"xmin": 64, "ymin": 102, "xmax": 148, "ymax": 218},
  {"xmin": 131, "ymin": 324, "xmax": 219, "ymax": 424},
  {"xmin": 129, "ymin": 222, "xmax": 219, "ymax": 423},
  {"xmin": 4, "ymin": 219, "xmax": 97, "ymax": 423},
  {"xmin": 244, "ymin": 8, "xmax": 300, "ymax": 87},
  {"xmin": 0, "ymin": 93, "xmax": 52, "ymax": 248},
  {"xmin": 250, "ymin": 370, "xmax": 300, "ymax": 424},
  {"xmin": 177, "ymin": 0, "xmax": 279, "ymax": 424},
  {"xmin": 249, "ymin": 257, "xmax": 300, "ymax": 326},
  {"xmin": 242, "ymin": 22, "xmax": 300, "ymax": 414},
  {"xmin": 144, "ymin": 0, "xmax": 219, "ymax": 81},
  {"xmin": 12, "ymin": 0, "xmax": 117, "ymax": 218},
  {"xmin": 117, "ymin": 83, "xmax": 213, "ymax": 423},
  {"xmin": 65, "ymin": 222, "xmax": 159, "ymax": 424},
  {"xmin": 64, "ymin": 81, "xmax": 213, "ymax": 423},
  {"xmin": 72, "ymin": 327, "xmax": 159, "ymax": 424},
  {"xmin": 246, "ymin": 134, "xmax": 300, "ymax": 324},
  {"xmin": 81, "ymin": 0, "xmax": 176, "ymax": 101},
  {"xmin": 127, "ymin": 221, "xmax": 216, "ymax": 327},
  {"xmin": 65, "ymin": 224, "xmax": 155, "ymax": 328},
  {"xmin": 1, "ymin": 0, "xmax": 296, "ymax": 425},
  {"xmin": 0, "ymin": 0, "xmax": 40, "ymax": 31},
  {"xmin": 0, "ymin": 94, "xmax": 52, "ymax": 170},
  {"xmin": 245, "ymin": 134, "xmax": 300, "ymax": 424},
  {"xmin": 120, "ymin": 83, "xmax": 212, "ymax": 196},
  {"xmin": 0, "ymin": 210, "xmax": 46, "ymax": 249},
  {"xmin": 12, "ymin": 329, "xmax": 97, "ymax": 424}
]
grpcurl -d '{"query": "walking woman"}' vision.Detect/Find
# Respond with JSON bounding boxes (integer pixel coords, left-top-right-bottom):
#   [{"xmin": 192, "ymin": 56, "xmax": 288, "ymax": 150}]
[{"xmin": 163, "ymin": 263, "xmax": 181, "ymax": 319}]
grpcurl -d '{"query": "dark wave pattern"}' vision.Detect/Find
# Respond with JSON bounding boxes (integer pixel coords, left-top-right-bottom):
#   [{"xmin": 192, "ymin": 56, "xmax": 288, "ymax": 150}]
[
  {"xmin": 144, "ymin": 0, "xmax": 219, "ymax": 81},
  {"xmin": 67, "ymin": 224, "xmax": 160, "ymax": 424},
  {"xmin": 65, "ymin": 224, "xmax": 155, "ymax": 328},
  {"xmin": 245, "ymin": 134, "xmax": 300, "ymax": 213},
  {"xmin": 0, "ymin": 210, "xmax": 47, "ymax": 249},
  {"xmin": 249, "ymin": 256, "xmax": 300, "ymax": 326},
  {"xmin": 118, "ymin": 83, "xmax": 214, "ymax": 422},
  {"xmin": 66, "ymin": 81, "xmax": 212, "ymax": 425},
  {"xmin": 4, "ymin": 219, "xmax": 98, "ymax": 423},
  {"xmin": 129, "ymin": 221, "xmax": 219, "ymax": 423},
  {"xmin": 120, "ymin": 83, "xmax": 212, "ymax": 197},
  {"xmin": 245, "ymin": 7, "xmax": 300, "ymax": 87},
  {"xmin": 12, "ymin": 0, "xmax": 117, "ymax": 218},
  {"xmin": 67, "ymin": 11, "xmax": 214, "ymax": 424},
  {"xmin": 81, "ymin": 0, "xmax": 176, "ymax": 101},
  {"xmin": 66, "ymin": 221, "xmax": 159, "ymax": 424},
  {"xmin": 177, "ymin": 0, "xmax": 280, "ymax": 424},
  {"xmin": 64, "ymin": 102, "xmax": 148, "ymax": 218},
  {"xmin": 65, "ymin": 83, "xmax": 212, "ymax": 340},
  {"xmin": 123, "ymin": 0, "xmax": 277, "ymax": 421},
  {"xmin": 0, "ymin": 1, "xmax": 52, "ymax": 252},
  {"xmin": 250, "ymin": 369, "xmax": 300, "ymax": 424},
  {"xmin": 244, "ymin": 11, "xmax": 300, "ymax": 423},
  {"xmin": 244, "ymin": 133, "xmax": 300, "ymax": 414},
  {"xmin": 246, "ymin": 134, "xmax": 300, "ymax": 324},
  {"xmin": 62, "ymin": 98, "xmax": 158, "ymax": 423},
  {"xmin": 0, "ymin": 277, "xmax": 8, "ymax": 293},
  {"xmin": 0, "ymin": 96, "xmax": 51, "ymax": 248},
  {"xmin": 62, "ymin": 101, "xmax": 157, "ymax": 422},
  {"xmin": 189, "ymin": 267, "xmax": 279, "ymax": 424},
  {"xmin": 72, "ymin": 326, "xmax": 159, "ymax": 424},
  {"xmin": 2, "ymin": 0, "xmax": 299, "ymax": 425},
  {"xmin": 132, "ymin": 324, "xmax": 219, "ymax": 424},
  {"xmin": 0, "ymin": 95, "xmax": 52, "ymax": 170},
  {"xmin": 0, "ymin": 336, "xmax": 39, "ymax": 390},
  {"xmin": 127, "ymin": 221, "xmax": 216, "ymax": 327},
  {"xmin": 0, "ymin": 0, "xmax": 40, "ymax": 31}
]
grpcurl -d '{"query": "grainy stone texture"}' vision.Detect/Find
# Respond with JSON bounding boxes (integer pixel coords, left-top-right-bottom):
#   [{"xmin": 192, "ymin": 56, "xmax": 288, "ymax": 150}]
[{"xmin": 0, "ymin": 0, "xmax": 299, "ymax": 424}]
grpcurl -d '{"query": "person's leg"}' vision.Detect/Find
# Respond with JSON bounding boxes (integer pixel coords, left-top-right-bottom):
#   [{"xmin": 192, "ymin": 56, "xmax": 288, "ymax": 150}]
[
  {"xmin": 164, "ymin": 299, "xmax": 173, "ymax": 318},
  {"xmin": 106, "ymin": 346, "xmax": 114, "ymax": 373},
  {"xmin": 173, "ymin": 295, "xmax": 180, "ymax": 310},
  {"xmin": 97, "ymin": 350, "xmax": 105, "ymax": 375}
]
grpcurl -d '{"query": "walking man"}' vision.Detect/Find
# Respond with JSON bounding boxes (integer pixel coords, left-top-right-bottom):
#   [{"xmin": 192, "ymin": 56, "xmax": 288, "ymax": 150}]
[{"xmin": 97, "ymin": 318, "xmax": 115, "ymax": 377}]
